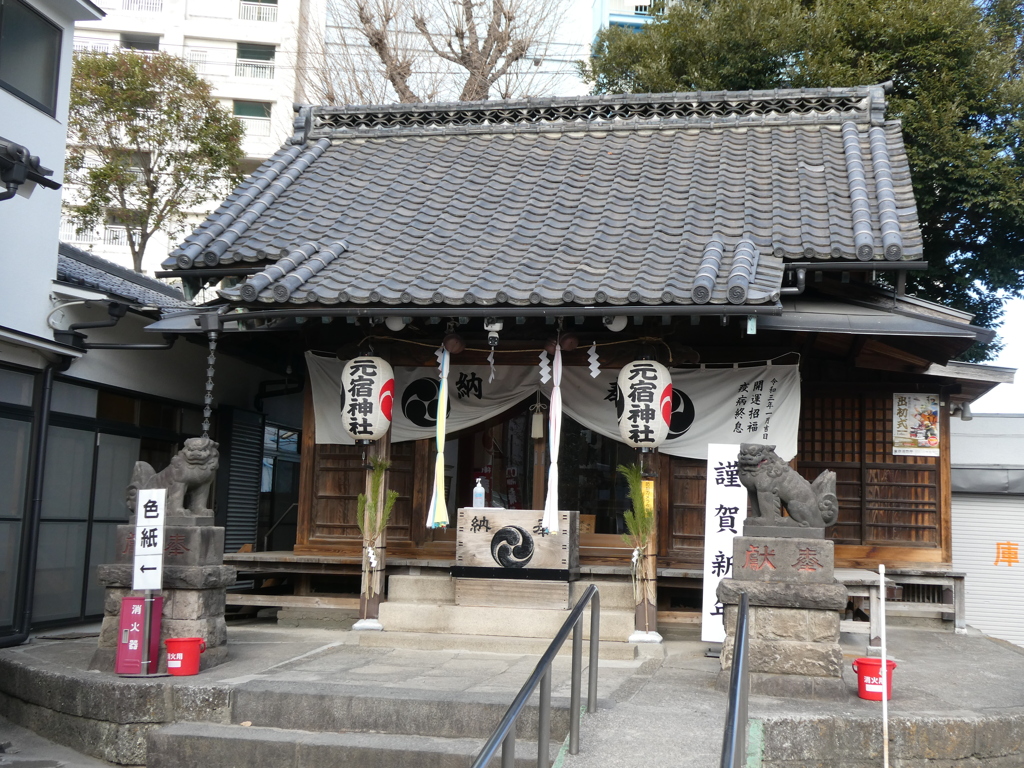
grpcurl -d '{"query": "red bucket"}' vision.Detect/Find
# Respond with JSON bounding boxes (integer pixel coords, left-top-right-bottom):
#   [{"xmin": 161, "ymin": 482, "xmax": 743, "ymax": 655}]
[
  {"xmin": 852, "ymin": 657, "xmax": 896, "ymax": 700},
  {"xmin": 165, "ymin": 637, "xmax": 206, "ymax": 676}
]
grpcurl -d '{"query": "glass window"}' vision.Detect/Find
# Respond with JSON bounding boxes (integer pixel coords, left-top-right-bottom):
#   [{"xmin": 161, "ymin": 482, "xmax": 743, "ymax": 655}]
[
  {"xmin": 0, "ymin": 418, "xmax": 30, "ymax": 519},
  {"xmin": 41, "ymin": 426, "xmax": 94, "ymax": 520},
  {"xmin": 237, "ymin": 42, "xmax": 274, "ymax": 61},
  {"xmin": 0, "ymin": 0, "xmax": 61, "ymax": 115},
  {"xmin": 85, "ymin": 521, "xmax": 121, "ymax": 616},
  {"xmin": 233, "ymin": 100, "xmax": 271, "ymax": 118},
  {"xmin": 97, "ymin": 390, "xmax": 138, "ymax": 424},
  {"xmin": 277, "ymin": 429, "xmax": 298, "ymax": 453},
  {"xmin": 51, "ymin": 381, "xmax": 98, "ymax": 417},
  {"xmin": 0, "ymin": 520, "xmax": 20, "ymax": 628},
  {"xmin": 0, "ymin": 368, "xmax": 33, "ymax": 406},
  {"xmin": 32, "ymin": 521, "xmax": 87, "ymax": 622},
  {"xmin": 119, "ymin": 32, "xmax": 159, "ymax": 51},
  {"xmin": 92, "ymin": 433, "xmax": 139, "ymax": 520},
  {"xmin": 139, "ymin": 399, "xmax": 179, "ymax": 431},
  {"xmin": 182, "ymin": 407, "xmax": 203, "ymax": 436}
]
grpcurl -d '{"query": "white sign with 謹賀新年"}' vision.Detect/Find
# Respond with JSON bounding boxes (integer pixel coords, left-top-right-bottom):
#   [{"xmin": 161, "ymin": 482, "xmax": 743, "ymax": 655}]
[{"xmin": 701, "ymin": 444, "xmax": 747, "ymax": 643}]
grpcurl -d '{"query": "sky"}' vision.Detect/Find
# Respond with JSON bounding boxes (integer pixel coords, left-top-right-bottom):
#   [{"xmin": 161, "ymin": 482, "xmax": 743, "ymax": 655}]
[{"xmin": 969, "ymin": 297, "xmax": 1024, "ymax": 414}]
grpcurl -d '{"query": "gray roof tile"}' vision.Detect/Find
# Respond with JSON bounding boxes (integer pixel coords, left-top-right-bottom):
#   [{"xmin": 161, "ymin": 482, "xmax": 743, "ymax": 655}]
[
  {"xmin": 58, "ymin": 243, "xmax": 190, "ymax": 308},
  {"xmin": 164, "ymin": 87, "xmax": 923, "ymax": 308}
]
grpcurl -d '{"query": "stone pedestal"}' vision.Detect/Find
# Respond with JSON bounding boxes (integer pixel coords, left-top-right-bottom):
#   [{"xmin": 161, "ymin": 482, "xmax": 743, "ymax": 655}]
[
  {"xmin": 90, "ymin": 523, "xmax": 235, "ymax": 673},
  {"xmin": 716, "ymin": 536, "xmax": 848, "ymax": 700}
]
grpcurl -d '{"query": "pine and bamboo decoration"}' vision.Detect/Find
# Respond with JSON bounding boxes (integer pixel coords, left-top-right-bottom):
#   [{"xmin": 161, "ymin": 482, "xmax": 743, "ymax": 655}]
[
  {"xmin": 358, "ymin": 456, "xmax": 398, "ymax": 618},
  {"xmin": 617, "ymin": 462, "xmax": 657, "ymax": 633}
]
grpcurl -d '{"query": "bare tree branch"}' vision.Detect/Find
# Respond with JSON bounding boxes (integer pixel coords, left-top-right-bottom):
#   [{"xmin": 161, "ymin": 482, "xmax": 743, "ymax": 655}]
[{"xmin": 303, "ymin": 0, "xmax": 572, "ymax": 105}]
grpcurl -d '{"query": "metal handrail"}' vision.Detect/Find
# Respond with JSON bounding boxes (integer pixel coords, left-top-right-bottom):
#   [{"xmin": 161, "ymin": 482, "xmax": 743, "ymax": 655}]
[
  {"xmin": 720, "ymin": 592, "xmax": 751, "ymax": 768},
  {"xmin": 262, "ymin": 502, "xmax": 298, "ymax": 551},
  {"xmin": 471, "ymin": 584, "xmax": 601, "ymax": 768}
]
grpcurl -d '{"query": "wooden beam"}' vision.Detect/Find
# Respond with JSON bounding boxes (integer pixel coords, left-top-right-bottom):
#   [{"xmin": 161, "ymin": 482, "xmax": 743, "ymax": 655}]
[{"xmin": 296, "ymin": 383, "xmax": 316, "ymax": 548}]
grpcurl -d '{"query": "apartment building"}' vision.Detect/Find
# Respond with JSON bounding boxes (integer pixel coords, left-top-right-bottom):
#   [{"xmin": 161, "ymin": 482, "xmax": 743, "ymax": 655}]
[{"xmin": 64, "ymin": 0, "xmax": 324, "ymax": 272}]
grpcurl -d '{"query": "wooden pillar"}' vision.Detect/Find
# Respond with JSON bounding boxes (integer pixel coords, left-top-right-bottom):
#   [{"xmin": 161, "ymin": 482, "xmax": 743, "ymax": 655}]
[
  {"xmin": 359, "ymin": 432, "xmax": 391, "ymax": 621},
  {"xmin": 636, "ymin": 449, "xmax": 658, "ymax": 634}
]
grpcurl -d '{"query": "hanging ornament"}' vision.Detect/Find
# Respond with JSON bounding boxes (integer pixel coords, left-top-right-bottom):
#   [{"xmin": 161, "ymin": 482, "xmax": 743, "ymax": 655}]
[
  {"xmin": 616, "ymin": 359, "xmax": 673, "ymax": 448},
  {"xmin": 538, "ymin": 349, "xmax": 551, "ymax": 384},
  {"xmin": 202, "ymin": 333, "xmax": 217, "ymax": 437},
  {"xmin": 542, "ymin": 343, "xmax": 563, "ymax": 533},
  {"xmin": 529, "ymin": 402, "xmax": 547, "ymax": 439},
  {"xmin": 339, "ymin": 356, "xmax": 395, "ymax": 443},
  {"xmin": 487, "ymin": 348, "xmax": 496, "ymax": 383},
  {"xmin": 587, "ymin": 342, "xmax": 601, "ymax": 378},
  {"xmin": 427, "ymin": 347, "xmax": 450, "ymax": 528}
]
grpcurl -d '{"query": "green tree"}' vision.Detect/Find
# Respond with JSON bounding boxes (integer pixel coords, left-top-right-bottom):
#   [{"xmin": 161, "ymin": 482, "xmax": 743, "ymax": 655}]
[
  {"xmin": 583, "ymin": 0, "xmax": 1024, "ymax": 356},
  {"xmin": 66, "ymin": 51, "xmax": 245, "ymax": 272}
]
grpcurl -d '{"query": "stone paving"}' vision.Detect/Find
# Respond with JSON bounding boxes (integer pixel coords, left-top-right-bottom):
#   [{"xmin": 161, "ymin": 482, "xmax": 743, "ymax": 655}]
[{"xmin": 2, "ymin": 619, "xmax": 1024, "ymax": 767}]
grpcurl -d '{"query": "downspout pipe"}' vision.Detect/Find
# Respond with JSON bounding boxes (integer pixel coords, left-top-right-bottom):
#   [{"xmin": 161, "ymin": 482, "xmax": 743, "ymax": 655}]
[{"xmin": 0, "ymin": 358, "xmax": 68, "ymax": 647}]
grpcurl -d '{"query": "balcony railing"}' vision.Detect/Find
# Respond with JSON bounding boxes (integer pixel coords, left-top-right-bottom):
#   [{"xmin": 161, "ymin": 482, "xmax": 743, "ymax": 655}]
[
  {"xmin": 239, "ymin": 1, "xmax": 277, "ymax": 21},
  {"xmin": 122, "ymin": 0, "xmax": 162, "ymax": 11},
  {"xmin": 237, "ymin": 116, "xmax": 272, "ymax": 137},
  {"xmin": 235, "ymin": 59, "xmax": 275, "ymax": 79},
  {"xmin": 104, "ymin": 226, "xmax": 139, "ymax": 247},
  {"xmin": 74, "ymin": 39, "xmax": 119, "ymax": 53},
  {"xmin": 60, "ymin": 221, "xmax": 100, "ymax": 243}
]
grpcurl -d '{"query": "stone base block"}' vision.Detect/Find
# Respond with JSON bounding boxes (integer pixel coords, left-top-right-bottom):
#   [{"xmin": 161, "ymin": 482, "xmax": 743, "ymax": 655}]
[
  {"xmin": 277, "ymin": 608, "xmax": 357, "ymax": 629},
  {"xmin": 733, "ymin": 537, "xmax": 834, "ymax": 583},
  {"xmin": 113, "ymin": 525, "xmax": 226, "ymax": 567},
  {"xmin": 97, "ymin": 564, "xmax": 236, "ymax": 591},
  {"xmin": 742, "ymin": 523, "xmax": 826, "ymax": 539},
  {"xmin": 718, "ymin": 579, "xmax": 848, "ymax": 611},
  {"xmin": 716, "ymin": 670, "xmax": 849, "ymax": 701},
  {"xmin": 724, "ymin": 604, "xmax": 839, "ymax": 642},
  {"xmin": 722, "ymin": 637, "xmax": 844, "ymax": 677}
]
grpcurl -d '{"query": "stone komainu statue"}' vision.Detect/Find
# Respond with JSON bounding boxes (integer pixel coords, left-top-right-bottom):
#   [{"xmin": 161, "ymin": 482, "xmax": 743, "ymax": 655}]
[
  {"xmin": 737, "ymin": 443, "xmax": 838, "ymax": 529},
  {"xmin": 126, "ymin": 437, "xmax": 219, "ymax": 520}
]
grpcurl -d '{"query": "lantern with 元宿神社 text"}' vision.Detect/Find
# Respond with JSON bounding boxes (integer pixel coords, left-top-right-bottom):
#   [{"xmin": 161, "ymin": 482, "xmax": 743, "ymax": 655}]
[
  {"xmin": 340, "ymin": 356, "xmax": 395, "ymax": 443},
  {"xmin": 616, "ymin": 359, "xmax": 672, "ymax": 448}
]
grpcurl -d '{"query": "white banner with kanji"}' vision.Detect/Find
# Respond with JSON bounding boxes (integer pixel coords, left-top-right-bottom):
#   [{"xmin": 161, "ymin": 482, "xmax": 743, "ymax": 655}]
[
  {"xmin": 307, "ymin": 352, "xmax": 800, "ymax": 461},
  {"xmin": 700, "ymin": 444, "xmax": 747, "ymax": 644}
]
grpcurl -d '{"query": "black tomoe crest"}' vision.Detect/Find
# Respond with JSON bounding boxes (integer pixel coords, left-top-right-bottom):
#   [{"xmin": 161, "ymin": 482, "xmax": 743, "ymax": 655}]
[{"xmin": 490, "ymin": 526, "xmax": 534, "ymax": 568}]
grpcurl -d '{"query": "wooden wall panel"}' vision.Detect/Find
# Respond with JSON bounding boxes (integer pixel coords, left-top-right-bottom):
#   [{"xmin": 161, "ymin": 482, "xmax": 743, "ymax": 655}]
[
  {"xmin": 665, "ymin": 457, "xmax": 706, "ymax": 565},
  {"xmin": 798, "ymin": 391, "xmax": 942, "ymax": 559}
]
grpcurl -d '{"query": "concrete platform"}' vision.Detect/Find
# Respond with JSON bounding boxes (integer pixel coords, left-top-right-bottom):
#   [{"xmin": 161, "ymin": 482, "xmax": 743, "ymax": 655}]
[{"xmin": 0, "ymin": 620, "xmax": 1023, "ymax": 767}]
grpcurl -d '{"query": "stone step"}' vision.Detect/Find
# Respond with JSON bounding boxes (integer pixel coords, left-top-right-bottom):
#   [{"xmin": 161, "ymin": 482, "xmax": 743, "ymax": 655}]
[
  {"xmin": 388, "ymin": 573, "xmax": 457, "ymax": 604},
  {"xmin": 356, "ymin": 629, "xmax": 638, "ymax": 660},
  {"xmin": 147, "ymin": 721, "xmax": 556, "ymax": 768},
  {"xmin": 386, "ymin": 575, "xmax": 635, "ymax": 611},
  {"xmin": 378, "ymin": 602, "xmax": 635, "ymax": 642},
  {"xmin": 231, "ymin": 679, "xmax": 571, "ymax": 741}
]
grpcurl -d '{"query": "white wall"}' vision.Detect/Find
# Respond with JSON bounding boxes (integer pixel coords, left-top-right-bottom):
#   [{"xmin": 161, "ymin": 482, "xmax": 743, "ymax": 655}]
[
  {"xmin": 0, "ymin": 0, "xmax": 96, "ymax": 341},
  {"xmin": 57, "ymin": 304, "xmax": 280, "ymax": 408}
]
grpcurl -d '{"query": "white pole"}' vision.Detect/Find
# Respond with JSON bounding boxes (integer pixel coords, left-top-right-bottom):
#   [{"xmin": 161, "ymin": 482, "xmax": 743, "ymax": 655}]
[{"xmin": 880, "ymin": 563, "xmax": 889, "ymax": 768}]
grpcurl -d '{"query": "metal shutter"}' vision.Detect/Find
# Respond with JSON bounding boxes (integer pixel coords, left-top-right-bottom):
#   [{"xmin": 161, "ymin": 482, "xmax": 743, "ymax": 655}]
[
  {"xmin": 214, "ymin": 407, "xmax": 265, "ymax": 554},
  {"xmin": 951, "ymin": 493, "xmax": 1024, "ymax": 647}
]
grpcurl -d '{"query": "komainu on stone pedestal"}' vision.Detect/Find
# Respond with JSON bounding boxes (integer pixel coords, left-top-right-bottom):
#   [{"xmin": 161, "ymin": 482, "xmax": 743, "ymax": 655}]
[
  {"xmin": 91, "ymin": 441, "xmax": 234, "ymax": 673},
  {"xmin": 126, "ymin": 436, "xmax": 219, "ymax": 523},
  {"xmin": 737, "ymin": 443, "xmax": 838, "ymax": 538}
]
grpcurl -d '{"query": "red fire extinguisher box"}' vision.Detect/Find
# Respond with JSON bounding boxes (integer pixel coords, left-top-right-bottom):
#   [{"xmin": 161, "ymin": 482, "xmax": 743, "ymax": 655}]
[{"xmin": 114, "ymin": 596, "xmax": 163, "ymax": 675}]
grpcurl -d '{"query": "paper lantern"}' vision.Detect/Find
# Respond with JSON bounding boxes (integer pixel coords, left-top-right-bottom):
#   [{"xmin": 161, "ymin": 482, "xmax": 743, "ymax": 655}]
[
  {"xmin": 339, "ymin": 357, "xmax": 395, "ymax": 443},
  {"xmin": 616, "ymin": 360, "xmax": 672, "ymax": 448}
]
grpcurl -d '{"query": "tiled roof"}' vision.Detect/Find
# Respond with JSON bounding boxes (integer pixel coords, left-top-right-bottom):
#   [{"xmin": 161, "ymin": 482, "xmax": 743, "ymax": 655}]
[
  {"xmin": 165, "ymin": 86, "xmax": 924, "ymax": 309},
  {"xmin": 58, "ymin": 243, "xmax": 191, "ymax": 308}
]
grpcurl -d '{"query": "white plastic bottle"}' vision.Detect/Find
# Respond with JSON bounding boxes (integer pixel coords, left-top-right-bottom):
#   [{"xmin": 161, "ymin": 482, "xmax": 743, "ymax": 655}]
[{"xmin": 472, "ymin": 478, "xmax": 486, "ymax": 508}]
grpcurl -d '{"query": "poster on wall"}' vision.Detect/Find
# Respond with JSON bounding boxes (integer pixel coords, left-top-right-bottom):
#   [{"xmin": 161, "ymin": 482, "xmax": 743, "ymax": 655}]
[
  {"xmin": 892, "ymin": 393, "xmax": 940, "ymax": 457},
  {"xmin": 700, "ymin": 443, "xmax": 747, "ymax": 644}
]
